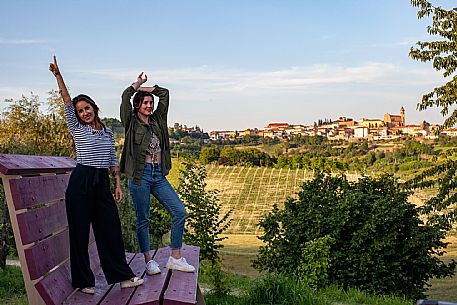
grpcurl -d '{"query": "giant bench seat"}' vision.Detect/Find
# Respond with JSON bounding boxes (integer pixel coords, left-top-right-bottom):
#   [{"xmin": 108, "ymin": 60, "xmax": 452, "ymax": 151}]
[{"xmin": 0, "ymin": 154, "xmax": 204, "ymax": 305}]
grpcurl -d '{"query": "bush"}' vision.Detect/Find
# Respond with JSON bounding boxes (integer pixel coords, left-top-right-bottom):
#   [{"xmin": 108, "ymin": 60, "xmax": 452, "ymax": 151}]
[
  {"xmin": 177, "ymin": 162, "xmax": 232, "ymax": 264},
  {"xmin": 253, "ymin": 173, "xmax": 456, "ymax": 299},
  {"xmin": 241, "ymin": 274, "xmax": 321, "ymax": 305}
]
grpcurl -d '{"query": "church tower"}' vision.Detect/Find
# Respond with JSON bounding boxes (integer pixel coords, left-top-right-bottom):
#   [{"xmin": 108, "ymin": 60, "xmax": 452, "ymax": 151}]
[{"xmin": 400, "ymin": 106, "xmax": 405, "ymax": 126}]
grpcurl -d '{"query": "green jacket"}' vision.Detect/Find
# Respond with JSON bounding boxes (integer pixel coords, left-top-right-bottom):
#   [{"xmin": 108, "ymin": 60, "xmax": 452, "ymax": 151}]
[{"xmin": 120, "ymin": 85, "xmax": 171, "ymax": 185}]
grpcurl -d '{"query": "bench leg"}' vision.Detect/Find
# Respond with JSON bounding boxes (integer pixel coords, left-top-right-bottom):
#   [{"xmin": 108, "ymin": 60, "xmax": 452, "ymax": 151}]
[{"xmin": 196, "ymin": 284, "xmax": 206, "ymax": 305}]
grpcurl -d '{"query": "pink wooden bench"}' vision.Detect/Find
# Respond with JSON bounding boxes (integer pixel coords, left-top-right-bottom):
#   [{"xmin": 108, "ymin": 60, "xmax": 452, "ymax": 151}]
[
  {"xmin": 417, "ymin": 300, "xmax": 457, "ymax": 305},
  {"xmin": 0, "ymin": 154, "xmax": 205, "ymax": 305}
]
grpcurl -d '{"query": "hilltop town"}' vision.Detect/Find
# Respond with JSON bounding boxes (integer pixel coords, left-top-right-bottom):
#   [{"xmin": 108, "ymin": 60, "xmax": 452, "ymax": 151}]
[{"xmin": 206, "ymin": 107, "xmax": 457, "ymax": 141}]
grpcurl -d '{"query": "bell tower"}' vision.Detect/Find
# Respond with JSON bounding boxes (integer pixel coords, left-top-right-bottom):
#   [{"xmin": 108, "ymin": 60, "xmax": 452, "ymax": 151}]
[{"xmin": 400, "ymin": 106, "xmax": 405, "ymax": 126}]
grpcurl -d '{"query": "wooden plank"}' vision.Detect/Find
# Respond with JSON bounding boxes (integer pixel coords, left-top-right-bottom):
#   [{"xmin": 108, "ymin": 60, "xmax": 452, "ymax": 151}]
[
  {"xmin": 163, "ymin": 245, "xmax": 200, "ymax": 305},
  {"xmin": 0, "ymin": 154, "xmax": 75, "ymax": 175},
  {"xmin": 9, "ymin": 174, "xmax": 70, "ymax": 210},
  {"xmin": 17, "ymin": 200, "xmax": 67, "ymax": 245},
  {"xmin": 129, "ymin": 248, "xmax": 171, "ymax": 305},
  {"xmin": 99, "ymin": 253, "xmax": 145, "ymax": 305},
  {"xmin": 417, "ymin": 301, "xmax": 457, "ymax": 305},
  {"xmin": 1, "ymin": 175, "xmax": 46, "ymax": 305},
  {"xmin": 35, "ymin": 260, "xmax": 74, "ymax": 305},
  {"xmin": 25, "ymin": 229, "xmax": 69, "ymax": 280}
]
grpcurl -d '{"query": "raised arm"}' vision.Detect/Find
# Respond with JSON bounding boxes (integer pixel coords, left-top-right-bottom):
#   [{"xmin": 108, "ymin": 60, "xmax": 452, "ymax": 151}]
[
  {"xmin": 49, "ymin": 56, "xmax": 71, "ymax": 105},
  {"xmin": 150, "ymin": 85, "xmax": 169, "ymax": 118},
  {"xmin": 120, "ymin": 72, "xmax": 148, "ymax": 128}
]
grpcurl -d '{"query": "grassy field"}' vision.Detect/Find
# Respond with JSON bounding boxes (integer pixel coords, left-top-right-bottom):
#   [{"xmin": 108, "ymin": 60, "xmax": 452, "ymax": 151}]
[
  {"xmin": 218, "ymin": 233, "xmax": 457, "ymax": 302},
  {"xmin": 170, "ymin": 159, "xmax": 457, "ymax": 300}
]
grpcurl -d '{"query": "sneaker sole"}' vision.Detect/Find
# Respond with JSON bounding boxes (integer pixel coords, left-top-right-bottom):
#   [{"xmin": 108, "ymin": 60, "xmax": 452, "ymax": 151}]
[
  {"xmin": 146, "ymin": 269, "xmax": 161, "ymax": 275},
  {"xmin": 120, "ymin": 278, "xmax": 144, "ymax": 289},
  {"xmin": 81, "ymin": 288, "xmax": 95, "ymax": 294},
  {"xmin": 166, "ymin": 263, "xmax": 195, "ymax": 273}
]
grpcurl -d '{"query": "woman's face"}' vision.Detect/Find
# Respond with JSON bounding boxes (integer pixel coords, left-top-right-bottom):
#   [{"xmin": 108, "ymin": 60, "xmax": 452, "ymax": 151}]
[
  {"xmin": 75, "ymin": 100, "xmax": 95, "ymax": 126},
  {"xmin": 138, "ymin": 96, "xmax": 154, "ymax": 117}
]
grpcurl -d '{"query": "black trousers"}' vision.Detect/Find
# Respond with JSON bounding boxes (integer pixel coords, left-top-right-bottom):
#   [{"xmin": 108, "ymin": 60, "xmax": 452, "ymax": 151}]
[{"xmin": 65, "ymin": 164, "xmax": 134, "ymax": 288}]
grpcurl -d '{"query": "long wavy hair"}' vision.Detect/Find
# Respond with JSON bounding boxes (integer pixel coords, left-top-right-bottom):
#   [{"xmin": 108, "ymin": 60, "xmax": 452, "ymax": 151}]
[
  {"xmin": 71, "ymin": 94, "xmax": 106, "ymax": 130},
  {"xmin": 68, "ymin": 94, "xmax": 108, "ymax": 154}
]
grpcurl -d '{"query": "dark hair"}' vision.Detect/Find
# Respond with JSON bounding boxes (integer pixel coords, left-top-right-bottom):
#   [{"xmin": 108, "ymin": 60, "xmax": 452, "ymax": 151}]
[
  {"xmin": 132, "ymin": 91, "xmax": 154, "ymax": 113},
  {"xmin": 71, "ymin": 94, "xmax": 106, "ymax": 130}
]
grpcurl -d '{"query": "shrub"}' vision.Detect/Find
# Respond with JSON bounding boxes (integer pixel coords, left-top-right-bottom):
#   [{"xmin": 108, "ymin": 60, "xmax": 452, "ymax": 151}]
[
  {"xmin": 253, "ymin": 173, "xmax": 456, "ymax": 299},
  {"xmin": 178, "ymin": 162, "xmax": 232, "ymax": 264}
]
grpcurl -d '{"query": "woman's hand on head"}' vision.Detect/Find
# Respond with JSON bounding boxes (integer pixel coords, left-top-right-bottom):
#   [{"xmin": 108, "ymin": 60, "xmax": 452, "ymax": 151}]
[
  {"xmin": 49, "ymin": 55, "xmax": 61, "ymax": 77},
  {"xmin": 137, "ymin": 72, "xmax": 147, "ymax": 85}
]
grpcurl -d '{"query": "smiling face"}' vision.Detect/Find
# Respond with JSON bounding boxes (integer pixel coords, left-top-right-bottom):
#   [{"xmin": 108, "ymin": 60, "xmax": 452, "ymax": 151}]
[
  {"xmin": 75, "ymin": 100, "xmax": 96, "ymax": 126},
  {"xmin": 138, "ymin": 96, "xmax": 154, "ymax": 117}
]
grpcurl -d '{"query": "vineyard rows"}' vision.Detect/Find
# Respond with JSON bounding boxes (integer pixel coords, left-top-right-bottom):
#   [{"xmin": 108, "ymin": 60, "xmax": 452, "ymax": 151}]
[{"xmin": 205, "ymin": 165, "xmax": 365, "ymax": 234}]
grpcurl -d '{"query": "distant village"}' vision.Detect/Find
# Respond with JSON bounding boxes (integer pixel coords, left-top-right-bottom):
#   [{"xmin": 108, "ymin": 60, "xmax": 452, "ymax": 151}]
[{"xmin": 202, "ymin": 107, "xmax": 457, "ymax": 141}]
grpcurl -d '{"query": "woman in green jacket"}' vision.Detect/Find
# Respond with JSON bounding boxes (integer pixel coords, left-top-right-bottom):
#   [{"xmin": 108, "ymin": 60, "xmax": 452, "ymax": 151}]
[{"xmin": 120, "ymin": 73, "xmax": 195, "ymax": 275}]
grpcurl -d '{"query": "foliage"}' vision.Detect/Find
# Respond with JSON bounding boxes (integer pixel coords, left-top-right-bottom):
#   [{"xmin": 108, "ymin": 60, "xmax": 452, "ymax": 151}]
[
  {"xmin": 0, "ymin": 91, "xmax": 72, "ymax": 156},
  {"xmin": 409, "ymin": 0, "xmax": 457, "ymax": 130},
  {"xmin": 406, "ymin": 2, "xmax": 457, "ymax": 274},
  {"xmin": 177, "ymin": 162, "xmax": 232, "ymax": 265},
  {"xmin": 111, "ymin": 176, "xmax": 137, "ymax": 252},
  {"xmin": 0, "ymin": 91, "xmax": 72, "ymax": 267},
  {"xmin": 102, "ymin": 117, "xmax": 125, "ymax": 138},
  {"xmin": 200, "ymin": 260, "xmax": 232, "ymax": 298},
  {"xmin": 406, "ymin": 159, "xmax": 457, "ymax": 230},
  {"xmin": 0, "ymin": 185, "xmax": 15, "ymax": 269},
  {"xmin": 241, "ymin": 273, "xmax": 319, "ymax": 305},
  {"xmin": 253, "ymin": 173, "xmax": 456, "ymax": 299},
  {"xmin": 200, "ymin": 146, "xmax": 221, "ymax": 164},
  {"xmin": 296, "ymin": 235, "xmax": 334, "ymax": 288},
  {"xmin": 171, "ymin": 138, "xmax": 202, "ymax": 159}
]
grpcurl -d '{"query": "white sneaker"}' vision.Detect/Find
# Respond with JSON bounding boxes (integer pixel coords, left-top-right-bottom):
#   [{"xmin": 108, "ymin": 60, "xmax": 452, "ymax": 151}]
[
  {"xmin": 166, "ymin": 256, "xmax": 196, "ymax": 273},
  {"xmin": 81, "ymin": 287, "xmax": 95, "ymax": 294},
  {"xmin": 120, "ymin": 277, "xmax": 144, "ymax": 289},
  {"xmin": 145, "ymin": 259, "xmax": 161, "ymax": 275}
]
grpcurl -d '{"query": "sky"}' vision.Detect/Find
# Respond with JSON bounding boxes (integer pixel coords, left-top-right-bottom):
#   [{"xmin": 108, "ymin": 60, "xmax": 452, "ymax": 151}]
[{"xmin": 0, "ymin": 0, "xmax": 453, "ymax": 131}]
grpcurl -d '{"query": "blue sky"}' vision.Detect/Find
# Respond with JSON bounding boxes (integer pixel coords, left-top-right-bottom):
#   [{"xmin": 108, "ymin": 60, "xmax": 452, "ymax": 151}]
[{"xmin": 0, "ymin": 0, "xmax": 452, "ymax": 131}]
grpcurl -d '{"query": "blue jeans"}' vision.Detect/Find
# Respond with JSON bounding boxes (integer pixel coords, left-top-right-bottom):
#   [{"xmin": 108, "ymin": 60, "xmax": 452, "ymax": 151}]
[{"xmin": 128, "ymin": 163, "xmax": 186, "ymax": 252}]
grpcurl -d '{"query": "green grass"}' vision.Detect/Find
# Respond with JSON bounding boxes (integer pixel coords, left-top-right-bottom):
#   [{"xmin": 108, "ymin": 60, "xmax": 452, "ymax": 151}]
[
  {"xmin": 200, "ymin": 270, "xmax": 414, "ymax": 305},
  {"xmin": 217, "ymin": 234, "xmax": 457, "ymax": 302},
  {"xmin": 0, "ymin": 266, "xmax": 27, "ymax": 305}
]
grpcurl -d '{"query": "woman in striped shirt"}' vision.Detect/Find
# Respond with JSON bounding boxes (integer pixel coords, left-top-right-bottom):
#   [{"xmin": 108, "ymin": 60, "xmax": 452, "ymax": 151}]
[{"xmin": 49, "ymin": 56, "xmax": 144, "ymax": 294}]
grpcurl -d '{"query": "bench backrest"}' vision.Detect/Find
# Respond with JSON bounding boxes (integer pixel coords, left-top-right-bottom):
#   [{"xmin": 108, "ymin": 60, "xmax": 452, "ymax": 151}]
[{"xmin": 0, "ymin": 154, "xmax": 87, "ymax": 305}]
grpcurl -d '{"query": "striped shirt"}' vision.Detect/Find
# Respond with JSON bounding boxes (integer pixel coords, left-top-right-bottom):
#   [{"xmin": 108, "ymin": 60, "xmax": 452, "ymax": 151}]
[{"xmin": 64, "ymin": 103, "xmax": 118, "ymax": 169}]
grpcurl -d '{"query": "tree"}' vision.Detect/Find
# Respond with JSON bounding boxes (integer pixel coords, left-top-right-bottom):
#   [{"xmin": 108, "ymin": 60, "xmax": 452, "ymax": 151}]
[
  {"xmin": 102, "ymin": 117, "xmax": 125, "ymax": 138},
  {"xmin": 253, "ymin": 173, "xmax": 456, "ymax": 300},
  {"xmin": 406, "ymin": 1, "xmax": 457, "ymax": 248},
  {"xmin": 177, "ymin": 162, "xmax": 232, "ymax": 265},
  {"xmin": 218, "ymin": 146, "xmax": 239, "ymax": 166},
  {"xmin": 0, "ymin": 92, "xmax": 72, "ymax": 268},
  {"xmin": 409, "ymin": 1, "xmax": 457, "ymax": 129},
  {"xmin": 0, "ymin": 91, "xmax": 71, "ymax": 156},
  {"xmin": 200, "ymin": 146, "xmax": 221, "ymax": 164}
]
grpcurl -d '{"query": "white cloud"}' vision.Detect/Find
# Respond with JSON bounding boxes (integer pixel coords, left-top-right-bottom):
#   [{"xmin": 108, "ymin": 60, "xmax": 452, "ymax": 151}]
[
  {"xmin": 74, "ymin": 62, "xmax": 400, "ymax": 91},
  {"xmin": 0, "ymin": 38, "xmax": 46, "ymax": 45}
]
